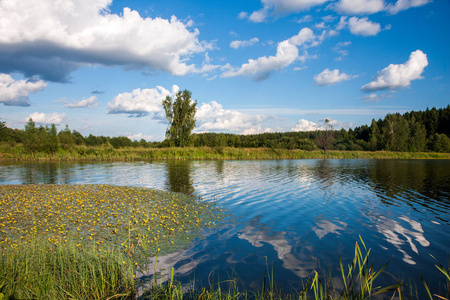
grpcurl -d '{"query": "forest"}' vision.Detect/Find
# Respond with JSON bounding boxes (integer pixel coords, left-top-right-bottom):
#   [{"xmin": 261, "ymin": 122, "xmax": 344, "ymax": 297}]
[{"xmin": 1, "ymin": 105, "xmax": 449, "ymax": 154}]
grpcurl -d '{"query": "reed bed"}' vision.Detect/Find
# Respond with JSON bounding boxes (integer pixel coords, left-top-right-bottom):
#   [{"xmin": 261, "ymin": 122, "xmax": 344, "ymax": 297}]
[
  {"xmin": 0, "ymin": 239, "xmax": 135, "ymax": 299},
  {"xmin": 1, "ymin": 144, "xmax": 449, "ymax": 161}
]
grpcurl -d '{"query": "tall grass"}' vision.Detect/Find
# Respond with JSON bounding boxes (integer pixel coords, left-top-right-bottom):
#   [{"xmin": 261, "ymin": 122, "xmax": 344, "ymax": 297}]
[
  {"xmin": 140, "ymin": 237, "xmax": 406, "ymax": 299},
  {"xmin": 1, "ymin": 144, "xmax": 449, "ymax": 161},
  {"xmin": 0, "ymin": 239, "xmax": 135, "ymax": 300}
]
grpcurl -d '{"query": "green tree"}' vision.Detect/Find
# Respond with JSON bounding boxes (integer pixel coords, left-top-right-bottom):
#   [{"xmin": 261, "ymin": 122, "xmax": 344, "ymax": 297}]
[
  {"xmin": 368, "ymin": 119, "xmax": 380, "ymax": 151},
  {"xmin": 408, "ymin": 117, "xmax": 427, "ymax": 152},
  {"xmin": 162, "ymin": 90, "xmax": 197, "ymax": 147},
  {"xmin": 58, "ymin": 125, "xmax": 76, "ymax": 150},
  {"xmin": 383, "ymin": 114, "xmax": 410, "ymax": 151},
  {"xmin": 431, "ymin": 133, "xmax": 450, "ymax": 153}
]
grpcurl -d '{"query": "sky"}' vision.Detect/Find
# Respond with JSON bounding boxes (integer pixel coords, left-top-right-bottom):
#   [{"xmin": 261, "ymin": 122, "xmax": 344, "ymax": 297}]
[{"xmin": 1, "ymin": 0, "xmax": 449, "ymax": 141}]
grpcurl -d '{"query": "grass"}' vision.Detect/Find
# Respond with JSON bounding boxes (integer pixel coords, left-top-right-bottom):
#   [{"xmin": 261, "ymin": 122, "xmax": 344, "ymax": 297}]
[
  {"xmin": 0, "ymin": 239, "xmax": 135, "ymax": 299},
  {"xmin": 1, "ymin": 144, "xmax": 449, "ymax": 161}
]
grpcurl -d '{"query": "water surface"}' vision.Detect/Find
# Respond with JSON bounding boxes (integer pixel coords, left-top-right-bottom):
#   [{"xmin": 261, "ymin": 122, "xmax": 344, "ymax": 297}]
[{"xmin": 1, "ymin": 159, "xmax": 449, "ymax": 297}]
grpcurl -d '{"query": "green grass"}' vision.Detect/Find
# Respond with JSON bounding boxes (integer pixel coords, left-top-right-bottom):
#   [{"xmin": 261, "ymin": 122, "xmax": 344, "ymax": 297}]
[
  {"xmin": 1, "ymin": 144, "xmax": 449, "ymax": 161},
  {"xmin": 0, "ymin": 238, "xmax": 135, "ymax": 299}
]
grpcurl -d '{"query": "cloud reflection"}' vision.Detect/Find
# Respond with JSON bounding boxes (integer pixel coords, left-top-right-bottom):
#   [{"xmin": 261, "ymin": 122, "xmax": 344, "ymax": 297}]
[{"xmin": 375, "ymin": 215, "xmax": 430, "ymax": 265}]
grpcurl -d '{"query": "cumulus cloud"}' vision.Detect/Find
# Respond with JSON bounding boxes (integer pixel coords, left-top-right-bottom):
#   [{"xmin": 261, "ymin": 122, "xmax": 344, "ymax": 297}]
[
  {"xmin": 361, "ymin": 50, "xmax": 428, "ymax": 91},
  {"xmin": 348, "ymin": 17, "xmax": 381, "ymax": 36},
  {"xmin": 387, "ymin": 0, "xmax": 431, "ymax": 14},
  {"xmin": 292, "ymin": 118, "xmax": 352, "ymax": 131},
  {"xmin": 107, "ymin": 85, "xmax": 179, "ymax": 117},
  {"xmin": 291, "ymin": 119, "xmax": 325, "ymax": 131},
  {"xmin": 230, "ymin": 38, "xmax": 259, "ymax": 49},
  {"xmin": 221, "ymin": 28, "xmax": 316, "ymax": 80},
  {"xmin": 64, "ymin": 96, "xmax": 98, "ymax": 108},
  {"xmin": 314, "ymin": 68, "xmax": 355, "ymax": 86},
  {"xmin": 0, "ymin": 0, "xmax": 211, "ymax": 82},
  {"xmin": 127, "ymin": 133, "xmax": 153, "ymax": 141},
  {"xmin": 196, "ymin": 101, "xmax": 270, "ymax": 134},
  {"xmin": 25, "ymin": 112, "xmax": 66, "ymax": 125},
  {"xmin": 246, "ymin": 0, "xmax": 331, "ymax": 22},
  {"xmin": 331, "ymin": 0, "xmax": 385, "ymax": 14},
  {"xmin": 0, "ymin": 74, "xmax": 46, "ymax": 106}
]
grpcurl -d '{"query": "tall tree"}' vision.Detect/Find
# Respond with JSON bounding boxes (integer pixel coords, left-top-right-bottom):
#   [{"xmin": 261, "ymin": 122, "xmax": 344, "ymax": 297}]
[
  {"xmin": 316, "ymin": 119, "xmax": 335, "ymax": 154},
  {"xmin": 162, "ymin": 90, "xmax": 197, "ymax": 147}
]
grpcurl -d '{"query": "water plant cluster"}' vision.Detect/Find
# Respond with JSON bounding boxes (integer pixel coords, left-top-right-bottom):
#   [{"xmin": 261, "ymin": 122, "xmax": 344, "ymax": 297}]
[{"xmin": 0, "ymin": 184, "xmax": 222, "ymax": 265}]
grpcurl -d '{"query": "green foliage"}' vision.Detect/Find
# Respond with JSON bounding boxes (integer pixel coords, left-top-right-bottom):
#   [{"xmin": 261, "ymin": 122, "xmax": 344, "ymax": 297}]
[
  {"xmin": 22, "ymin": 118, "xmax": 59, "ymax": 154},
  {"xmin": 163, "ymin": 90, "xmax": 197, "ymax": 147},
  {"xmin": 431, "ymin": 133, "xmax": 450, "ymax": 153}
]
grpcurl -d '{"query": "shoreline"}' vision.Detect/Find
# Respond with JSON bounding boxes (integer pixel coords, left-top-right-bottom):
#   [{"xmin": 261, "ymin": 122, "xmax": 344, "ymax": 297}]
[{"xmin": 1, "ymin": 146, "xmax": 449, "ymax": 161}]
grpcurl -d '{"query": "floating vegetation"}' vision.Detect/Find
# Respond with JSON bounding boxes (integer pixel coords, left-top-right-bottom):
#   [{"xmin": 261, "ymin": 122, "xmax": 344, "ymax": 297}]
[{"xmin": 0, "ymin": 184, "xmax": 223, "ymax": 269}]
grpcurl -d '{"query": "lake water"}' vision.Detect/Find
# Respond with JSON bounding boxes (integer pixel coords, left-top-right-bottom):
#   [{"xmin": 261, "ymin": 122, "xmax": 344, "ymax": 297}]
[{"xmin": 1, "ymin": 159, "xmax": 449, "ymax": 298}]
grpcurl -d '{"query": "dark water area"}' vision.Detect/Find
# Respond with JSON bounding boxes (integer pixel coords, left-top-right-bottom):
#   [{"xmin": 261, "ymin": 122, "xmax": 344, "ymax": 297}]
[{"xmin": 1, "ymin": 159, "xmax": 449, "ymax": 298}]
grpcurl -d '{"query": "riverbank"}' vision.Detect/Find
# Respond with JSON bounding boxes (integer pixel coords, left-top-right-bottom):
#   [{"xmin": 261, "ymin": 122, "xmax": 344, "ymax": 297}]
[{"xmin": 1, "ymin": 144, "xmax": 449, "ymax": 161}]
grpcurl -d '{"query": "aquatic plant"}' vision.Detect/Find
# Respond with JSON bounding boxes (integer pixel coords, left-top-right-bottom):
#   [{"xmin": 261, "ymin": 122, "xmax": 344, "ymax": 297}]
[{"xmin": 0, "ymin": 184, "xmax": 222, "ymax": 267}]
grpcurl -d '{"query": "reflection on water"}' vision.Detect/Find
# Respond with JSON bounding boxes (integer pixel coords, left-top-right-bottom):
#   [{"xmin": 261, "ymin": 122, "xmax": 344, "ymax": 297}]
[
  {"xmin": 165, "ymin": 161, "xmax": 195, "ymax": 195},
  {"xmin": 1, "ymin": 159, "xmax": 449, "ymax": 297}
]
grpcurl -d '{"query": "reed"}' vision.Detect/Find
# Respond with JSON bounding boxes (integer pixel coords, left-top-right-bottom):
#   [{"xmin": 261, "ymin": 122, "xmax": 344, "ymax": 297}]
[
  {"xmin": 1, "ymin": 144, "xmax": 449, "ymax": 161},
  {"xmin": 0, "ymin": 238, "xmax": 135, "ymax": 299}
]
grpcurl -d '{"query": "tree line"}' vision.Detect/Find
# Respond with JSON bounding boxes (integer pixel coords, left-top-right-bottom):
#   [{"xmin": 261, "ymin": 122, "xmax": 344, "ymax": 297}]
[{"xmin": 1, "ymin": 104, "xmax": 449, "ymax": 154}]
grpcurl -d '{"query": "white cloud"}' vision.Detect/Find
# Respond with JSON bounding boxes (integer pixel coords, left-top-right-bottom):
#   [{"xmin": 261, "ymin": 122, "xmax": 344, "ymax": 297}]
[
  {"xmin": 292, "ymin": 119, "xmax": 325, "ymax": 131},
  {"xmin": 127, "ymin": 133, "xmax": 153, "ymax": 141},
  {"xmin": 314, "ymin": 22, "xmax": 327, "ymax": 29},
  {"xmin": 331, "ymin": 0, "xmax": 385, "ymax": 14},
  {"xmin": 107, "ymin": 85, "xmax": 179, "ymax": 117},
  {"xmin": 292, "ymin": 118, "xmax": 352, "ymax": 131},
  {"xmin": 387, "ymin": 0, "xmax": 431, "ymax": 14},
  {"xmin": 249, "ymin": 9, "xmax": 269, "ymax": 22},
  {"xmin": 0, "ymin": 0, "xmax": 211, "ymax": 82},
  {"xmin": 64, "ymin": 96, "xmax": 98, "ymax": 108},
  {"xmin": 297, "ymin": 15, "xmax": 313, "ymax": 23},
  {"xmin": 361, "ymin": 91, "xmax": 395, "ymax": 102},
  {"xmin": 0, "ymin": 74, "xmax": 46, "ymax": 106},
  {"xmin": 361, "ymin": 50, "xmax": 428, "ymax": 91},
  {"xmin": 26, "ymin": 112, "xmax": 66, "ymax": 125},
  {"xmin": 230, "ymin": 37, "xmax": 259, "ymax": 49},
  {"xmin": 314, "ymin": 68, "xmax": 354, "ymax": 86},
  {"xmin": 247, "ymin": 0, "xmax": 331, "ymax": 22},
  {"xmin": 238, "ymin": 11, "xmax": 249, "ymax": 19},
  {"xmin": 221, "ymin": 28, "xmax": 316, "ymax": 80},
  {"xmin": 196, "ymin": 101, "xmax": 270, "ymax": 133},
  {"xmin": 348, "ymin": 17, "xmax": 381, "ymax": 36}
]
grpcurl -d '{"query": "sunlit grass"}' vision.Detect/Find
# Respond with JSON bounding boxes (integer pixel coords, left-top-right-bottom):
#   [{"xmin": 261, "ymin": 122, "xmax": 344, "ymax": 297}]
[
  {"xmin": 1, "ymin": 143, "xmax": 449, "ymax": 161},
  {"xmin": 0, "ymin": 239, "xmax": 135, "ymax": 299}
]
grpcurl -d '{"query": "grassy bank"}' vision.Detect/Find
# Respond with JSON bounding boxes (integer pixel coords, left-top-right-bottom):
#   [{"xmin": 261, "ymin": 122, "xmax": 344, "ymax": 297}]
[{"xmin": 1, "ymin": 144, "xmax": 449, "ymax": 161}]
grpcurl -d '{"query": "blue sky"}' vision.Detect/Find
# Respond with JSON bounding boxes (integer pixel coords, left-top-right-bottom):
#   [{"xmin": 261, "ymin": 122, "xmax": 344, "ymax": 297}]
[{"xmin": 1, "ymin": 0, "xmax": 449, "ymax": 141}]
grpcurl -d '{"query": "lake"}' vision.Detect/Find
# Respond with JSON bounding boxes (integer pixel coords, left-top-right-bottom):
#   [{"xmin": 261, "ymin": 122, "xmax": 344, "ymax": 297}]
[{"xmin": 1, "ymin": 159, "xmax": 449, "ymax": 298}]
